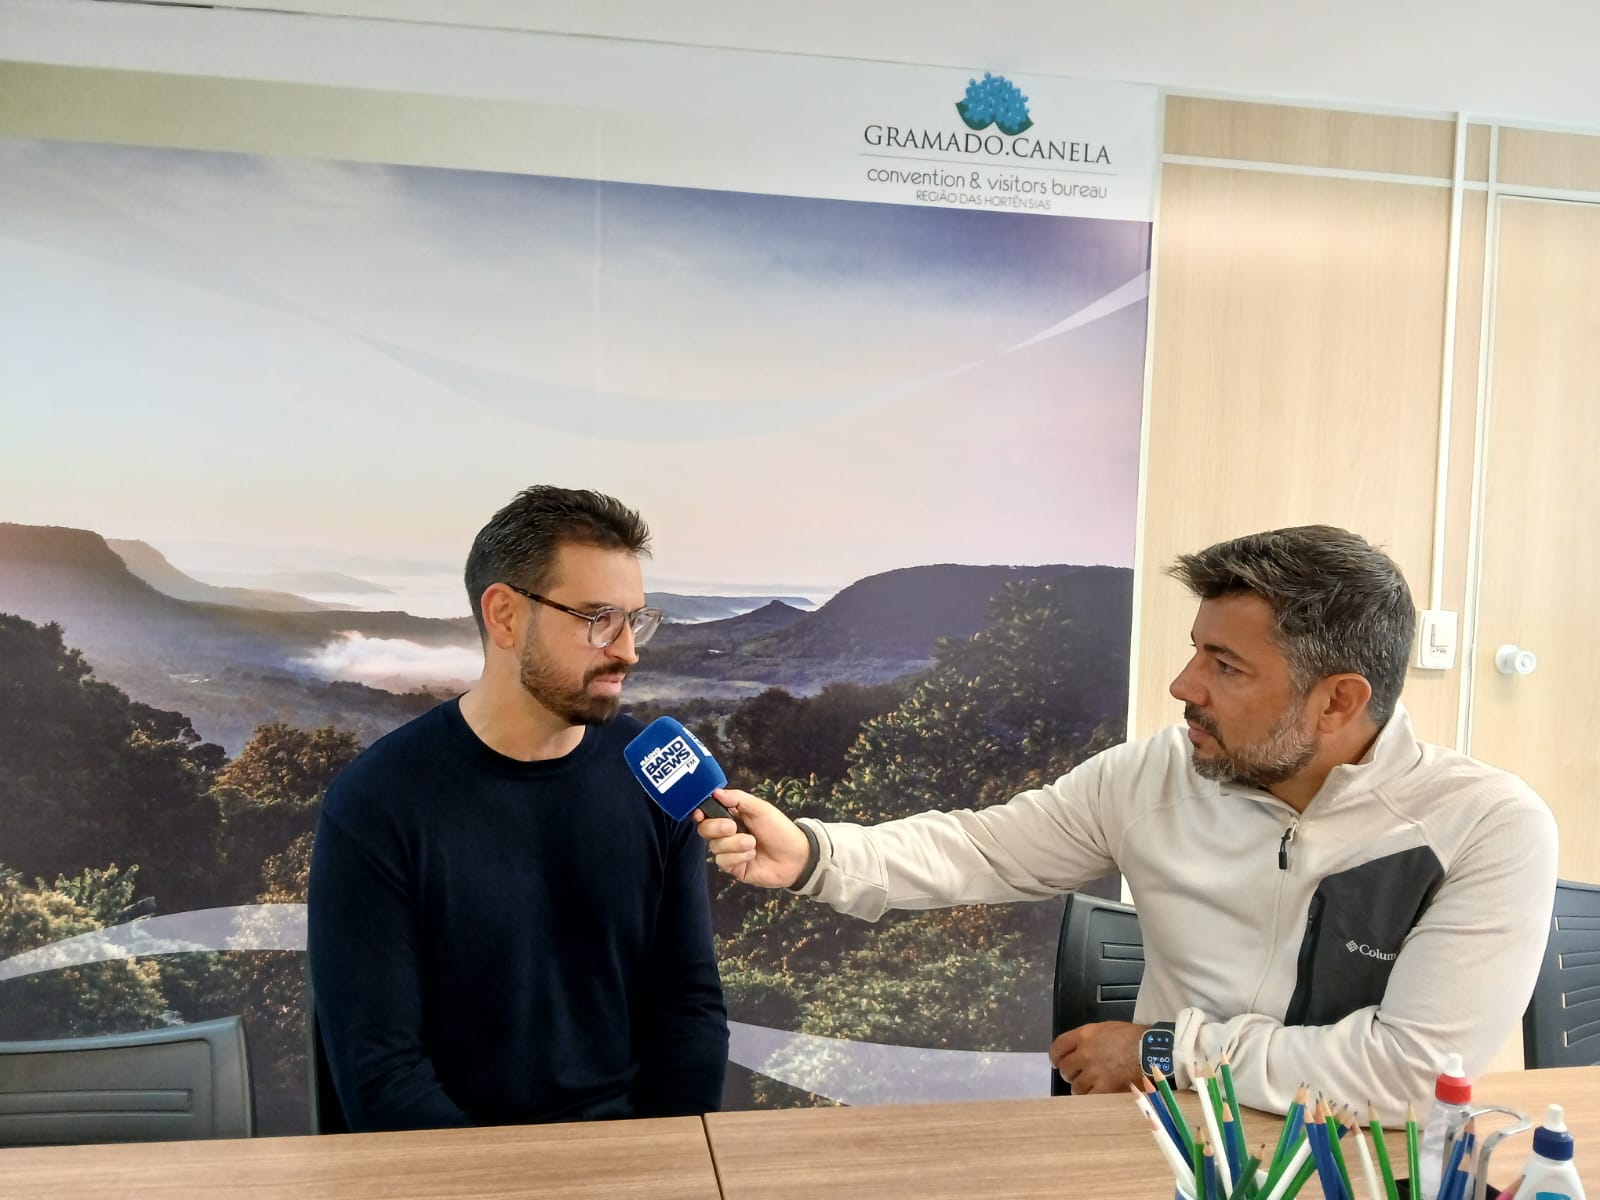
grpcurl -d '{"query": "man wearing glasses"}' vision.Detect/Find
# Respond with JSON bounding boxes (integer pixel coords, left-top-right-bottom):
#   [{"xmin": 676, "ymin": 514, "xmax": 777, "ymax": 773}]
[{"xmin": 308, "ymin": 486, "xmax": 727, "ymax": 1131}]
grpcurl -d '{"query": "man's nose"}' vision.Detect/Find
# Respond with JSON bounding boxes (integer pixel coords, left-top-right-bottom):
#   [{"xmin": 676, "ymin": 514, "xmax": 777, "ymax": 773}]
[
  {"xmin": 608, "ymin": 622, "xmax": 641, "ymax": 665},
  {"xmin": 1169, "ymin": 658, "xmax": 1204, "ymax": 705}
]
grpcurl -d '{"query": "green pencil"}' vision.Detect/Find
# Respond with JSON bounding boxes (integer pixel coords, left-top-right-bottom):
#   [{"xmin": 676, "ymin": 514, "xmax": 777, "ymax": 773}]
[
  {"xmin": 1406, "ymin": 1104, "xmax": 1421, "ymax": 1200},
  {"xmin": 1259, "ymin": 1130, "xmax": 1308, "ymax": 1200},
  {"xmin": 1369, "ymin": 1106, "xmax": 1401, "ymax": 1200},
  {"xmin": 1273, "ymin": 1085, "xmax": 1309, "ymax": 1167},
  {"xmin": 1155, "ymin": 1066, "xmax": 1197, "ymax": 1159},
  {"xmin": 1283, "ymin": 1152, "xmax": 1319, "ymax": 1200},
  {"xmin": 1218, "ymin": 1053, "xmax": 1249, "ymax": 1169},
  {"xmin": 1322, "ymin": 1103, "xmax": 1355, "ymax": 1200},
  {"xmin": 1225, "ymin": 1153, "xmax": 1262, "ymax": 1200}
]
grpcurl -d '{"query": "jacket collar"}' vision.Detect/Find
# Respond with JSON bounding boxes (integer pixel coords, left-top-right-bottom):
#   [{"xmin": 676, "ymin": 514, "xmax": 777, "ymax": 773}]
[{"xmin": 1213, "ymin": 703, "xmax": 1423, "ymax": 812}]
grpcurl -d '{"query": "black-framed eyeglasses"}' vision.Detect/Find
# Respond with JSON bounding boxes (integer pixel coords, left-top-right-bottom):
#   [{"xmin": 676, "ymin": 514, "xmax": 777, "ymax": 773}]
[{"xmin": 503, "ymin": 583, "xmax": 664, "ymax": 649}]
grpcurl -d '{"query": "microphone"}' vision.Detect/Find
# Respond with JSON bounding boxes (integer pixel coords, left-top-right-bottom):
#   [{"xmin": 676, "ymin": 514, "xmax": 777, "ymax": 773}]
[{"xmin": 624, "ymin": 716, "xmax": 736, "ymax": 822}]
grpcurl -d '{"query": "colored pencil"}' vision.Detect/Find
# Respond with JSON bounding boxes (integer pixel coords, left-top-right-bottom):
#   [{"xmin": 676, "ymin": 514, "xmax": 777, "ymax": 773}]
[
  {"xmin": 1133, "ymin": 1085, "xmax": 1202, "ymax": 1193},
  {"xmin": 1156, "ymin": 1066, "xmax": 1198, "ymax": 1159},
  {"xmin": 1258, "ymin": 1136, "xmax": 1315, "ymax": 1200},
  {"xmin": 1369, "ymin": 1107, "xmax": 1401, "ymax": 1200},
  {"xmin": 1284, "ymin": 1153, "xmax": 1320, "ymax": 1200},
  {"xmin": 1225, "ymin": 1153, "xmax": 1262, "ymax": 1200},
  {"xmin": 1274, "ymin": 1086, "xmax": 1309, "ymax": 1166},
  {"xmin": 1350, "ymin": 1113, "xmax": 1382, "ymax": 1200},
  {"xmin": 1260, "ymin": 1131, "xmax": 1306, "ymax": 1200},
  {"xmin": 1196, "ymin": 1067, "xmax": 1236, "ymax": 1198},
  {"xmin": 1406, "ymin": 1104, "xmax": 1421, "ymax": 1200},
  {"xmin": 1440, "ymin": 1125, "xmax": 1476, "ymax": 1200},
  {"xmin": 1308, "ymin": 1103, "xmax": 1347, "ymax": 1200},
  {"xmin": 1222, "ymin": 1098, "xmax": 1244, "ymax": 1185},
  {"xmin": 1219, "ymin": 1053, "xmax": 1250, "ymax": 1174},
  {"xmin": 1142, "ymin": 1077, "xmax": 1187, "ymax": 1152},
  {"xmin": 1323, "ymin": 1103, "xmax": 1355, "ymax": 1200}
]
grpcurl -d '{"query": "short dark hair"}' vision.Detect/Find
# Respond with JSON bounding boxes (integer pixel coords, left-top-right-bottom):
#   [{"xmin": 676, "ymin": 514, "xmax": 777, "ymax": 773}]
[
  {"xmin": 1168, "ymin": 525, "xmax": 1415, "ymax": 726},
  {"xmin": 464, "ymin": 486, "xmax": 651, "ymax": 640}
]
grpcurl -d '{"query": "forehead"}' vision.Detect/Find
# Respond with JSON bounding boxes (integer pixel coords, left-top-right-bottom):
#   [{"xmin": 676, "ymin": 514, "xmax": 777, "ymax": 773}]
[
  {"xmin": 1191, "ymin": 592, "xmax": 1286, "ymax": 662},
  {"xmin": 544, "ymin": 541, "xmax": 645, "ymax": 602}
]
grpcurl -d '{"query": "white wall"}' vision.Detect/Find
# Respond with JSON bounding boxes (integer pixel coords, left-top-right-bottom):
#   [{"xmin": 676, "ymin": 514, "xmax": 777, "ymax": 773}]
[{"xmin": 6, "ymin": 0, "xmax": 1600, "ymax": 129}]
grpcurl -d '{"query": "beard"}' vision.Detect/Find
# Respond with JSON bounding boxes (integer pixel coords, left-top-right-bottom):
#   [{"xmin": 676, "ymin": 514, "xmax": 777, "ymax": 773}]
[
  {"xmin": 1186, "ymin": 701, "xmax": 1317, "ymax": 788},
  {"xmin": 518, "ymin": 637, "xmax": 626, "ymax": 726}
]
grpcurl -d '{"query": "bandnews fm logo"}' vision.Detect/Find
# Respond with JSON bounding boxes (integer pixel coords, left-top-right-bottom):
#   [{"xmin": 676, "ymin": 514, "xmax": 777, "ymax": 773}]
[
  {"xmin": 641, "ymin": 736, "xmax": 700, "ymax": 793},
  {"xmin": 862, "ymin": 72, "xmax": 1113, "ymax": 207}
]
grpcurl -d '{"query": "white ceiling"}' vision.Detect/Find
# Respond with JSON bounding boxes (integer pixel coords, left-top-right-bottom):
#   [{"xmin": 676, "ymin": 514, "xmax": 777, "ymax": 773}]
[{"xmin": 6, "ymin": 0, "xmax": 1600, "ymax": 130}]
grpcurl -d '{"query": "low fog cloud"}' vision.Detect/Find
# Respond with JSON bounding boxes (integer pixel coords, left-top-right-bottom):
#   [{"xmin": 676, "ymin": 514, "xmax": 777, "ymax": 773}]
[{"xmin": 295, "ymin": 632, "xmax": 482, "ymax": 690}]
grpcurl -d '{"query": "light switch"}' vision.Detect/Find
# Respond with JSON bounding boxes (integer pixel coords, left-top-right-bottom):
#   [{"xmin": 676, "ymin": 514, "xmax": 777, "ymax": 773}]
[{"xmin": 1416, "ymin": 609, "xmax": 1458, "ymax": 670}]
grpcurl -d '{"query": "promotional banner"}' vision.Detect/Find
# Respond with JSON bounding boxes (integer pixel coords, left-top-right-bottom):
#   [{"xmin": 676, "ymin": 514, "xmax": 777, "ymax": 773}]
[{"xmin": 0, "ymin": 38, "xmax": 1157, "ymax": 1129}]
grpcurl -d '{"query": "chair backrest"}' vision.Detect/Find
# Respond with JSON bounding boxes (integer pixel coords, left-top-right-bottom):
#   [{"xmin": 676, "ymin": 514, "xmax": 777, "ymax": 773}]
[
  {"xmin": 307, "ymin": 1004, "xmax": 349, "ymax": 1134},
  {"xmin": 1523, "ymin": 878, "xmax": 1600, "ymax": 1069},
  {"xmin": 0, "ymin": 1015, "xmax": 254, "ymax": 1146},
  {"xmin": 1051, "ymin": 891, "xmax": 1145, "ymax": 1095}
]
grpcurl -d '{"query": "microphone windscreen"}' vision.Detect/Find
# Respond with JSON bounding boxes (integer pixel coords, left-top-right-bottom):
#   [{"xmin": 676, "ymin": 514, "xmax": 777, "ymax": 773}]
[{"xmin": 624, "ymin": 715, "xmax": 730, "ymax": 821}]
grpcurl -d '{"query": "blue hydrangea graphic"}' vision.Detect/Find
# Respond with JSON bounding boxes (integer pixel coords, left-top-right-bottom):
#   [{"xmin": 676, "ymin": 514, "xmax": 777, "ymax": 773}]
[{"xmin": 956, "ymin": 72, "xmax": 1033, "ymax": 136}]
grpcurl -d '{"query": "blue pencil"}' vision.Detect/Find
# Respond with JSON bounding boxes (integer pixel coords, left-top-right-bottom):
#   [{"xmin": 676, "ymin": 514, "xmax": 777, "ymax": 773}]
[
  {"xmin": 1221, "ymin": 1100, "xmax": 1244, "ymax": 1184},
  {"xmin": 1148, "ymin": 1082, "xmax": 1186, "ymax": 1152},
  {"xmin": 1437, "ymin": 1121, "xmax": 1471, "ymax": 1200},
  {"xmin": 1441, "ymin": 1129, "xmax": 1477, "ymax": 1200},
  {"xmin": 1308, "ymin": 1106, "xmax": 1348, "ymax": 1200},
  {"xmin": 1274, "ymin": 1087, "xmax": 1308, "ymax": 1164}
]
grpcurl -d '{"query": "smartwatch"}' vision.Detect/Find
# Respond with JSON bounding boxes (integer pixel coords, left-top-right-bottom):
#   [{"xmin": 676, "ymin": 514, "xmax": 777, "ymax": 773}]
[{"xmin": 1139, "ymin": 1021, "xmax": 1176, "ymax": 1080}]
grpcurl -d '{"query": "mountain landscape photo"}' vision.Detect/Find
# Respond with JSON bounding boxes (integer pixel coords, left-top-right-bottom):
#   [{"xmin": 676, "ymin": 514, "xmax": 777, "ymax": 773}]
[
  {"xmin": 0, "ymin": 521, "xmax": 1131, "ymax": 755},
  {"xmin": 0, "ymin": 131, "xmax": 1148, "ymax": 1129}
]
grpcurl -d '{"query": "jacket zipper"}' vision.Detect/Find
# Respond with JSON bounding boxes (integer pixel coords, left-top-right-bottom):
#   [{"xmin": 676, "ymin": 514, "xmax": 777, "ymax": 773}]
[
  {"xmin": 1247, "ymin": 809, "xmax": 1302, "ymax": 1012},
  {"xmin": 1278, "ymin": 819, "xmax": 1299, "ymax": 870}
]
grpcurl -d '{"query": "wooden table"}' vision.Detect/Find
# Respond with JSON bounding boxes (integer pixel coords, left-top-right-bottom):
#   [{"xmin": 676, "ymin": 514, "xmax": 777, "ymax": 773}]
[
  {"xmin": 703, "ymin": 1067, "xmax": 1600, "ymax": 1200},
  {"xmin": 0, "ymin": 1114, "xmax": 720, "ymax": 1199},
  {"xmin": 2, "ymin": 1067, "xmax": 1595, "ymax": 1198}
]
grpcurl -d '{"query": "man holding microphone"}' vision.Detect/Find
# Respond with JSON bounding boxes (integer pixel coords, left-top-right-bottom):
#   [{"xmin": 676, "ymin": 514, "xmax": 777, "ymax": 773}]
[{"xmin": 696, "ymin": 526, "xmax": 1556, "ymax": 1117}]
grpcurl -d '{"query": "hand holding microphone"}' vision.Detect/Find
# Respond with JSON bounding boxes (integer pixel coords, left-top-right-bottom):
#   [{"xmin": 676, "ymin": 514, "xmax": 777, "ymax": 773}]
[{"xmin": 623, "ymin": 716, "xmax": 811, "ymax": 888}]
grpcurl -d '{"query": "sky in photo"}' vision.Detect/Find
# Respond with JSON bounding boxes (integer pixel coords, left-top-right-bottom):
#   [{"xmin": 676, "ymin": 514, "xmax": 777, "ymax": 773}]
[{"xmin": 1, "ymin": 137, "xmax": 1150, "ymax": 605}]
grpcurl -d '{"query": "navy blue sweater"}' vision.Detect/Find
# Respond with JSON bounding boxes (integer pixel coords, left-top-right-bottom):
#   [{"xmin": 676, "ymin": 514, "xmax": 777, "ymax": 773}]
[{"xmin": 307, "ymin": 700, "xmax": 728, "ymax": 1130}]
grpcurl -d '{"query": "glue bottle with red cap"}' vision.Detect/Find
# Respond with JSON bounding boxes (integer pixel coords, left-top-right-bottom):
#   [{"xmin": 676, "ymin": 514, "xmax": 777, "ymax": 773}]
[{"xmin": 1419, "ymin": 1053, "xmax": 1473, "ymax": 1200}]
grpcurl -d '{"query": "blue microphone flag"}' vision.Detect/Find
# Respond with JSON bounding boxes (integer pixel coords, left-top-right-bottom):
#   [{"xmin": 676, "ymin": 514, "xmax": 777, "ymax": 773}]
[{"xmin": 624, "ymin": 715, "xmax": 731, "ymax": 821}]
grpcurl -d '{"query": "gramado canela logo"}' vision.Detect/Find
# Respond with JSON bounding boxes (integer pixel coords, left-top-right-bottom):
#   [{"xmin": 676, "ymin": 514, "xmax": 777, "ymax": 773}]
[
  {"xmin": 862, "ymin": 72, "xmax": 1112, "ymax": 165},
  {"xmin": 957, "ymin": 72, "xmax": 1033, "ymax": 136}
]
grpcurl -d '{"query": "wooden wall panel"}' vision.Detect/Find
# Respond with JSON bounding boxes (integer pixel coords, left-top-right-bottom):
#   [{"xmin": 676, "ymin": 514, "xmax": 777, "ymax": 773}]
[
  {"xmin": 1137, "ymin": 165, "xmax": 1453, "ymax": 737},
  {"xmin": 1466, "ymin": 124, "xmax": 1491, "ymax": 182},
  {"xmin": 1498, "ymin": 126, "xmax": 1600, "ymax": 192},
  {"xmin": 1165, "ymin": 96, "xmax": 1457, "ymax": 177}
]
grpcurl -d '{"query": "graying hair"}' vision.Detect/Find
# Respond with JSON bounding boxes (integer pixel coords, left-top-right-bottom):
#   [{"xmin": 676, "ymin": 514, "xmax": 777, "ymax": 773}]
[
  {"xmin": 1168, "ymin": 526, "xmax": 1415, "ymax": 726},
  {"xmin": 464, "ymin": 486, "xmax": 651, "ymax": 641}
]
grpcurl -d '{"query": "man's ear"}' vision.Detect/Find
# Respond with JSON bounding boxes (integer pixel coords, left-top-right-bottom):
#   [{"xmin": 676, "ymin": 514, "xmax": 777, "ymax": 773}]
[
  {"xmin": 1314, "ymin": 673, "xmax": 1374, "ymax": 734},
  {"xmin": 479, "ymin": 584, "xmax": 521, "ymax": 652}
]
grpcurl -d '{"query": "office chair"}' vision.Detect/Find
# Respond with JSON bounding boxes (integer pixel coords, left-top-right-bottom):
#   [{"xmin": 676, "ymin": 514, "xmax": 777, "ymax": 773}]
[
  {"xmin": 0, "ymin": 1015, "xmax": 254, "ymax": 1146},
  {"xmin": 1051, "ymin": 891, "xmax": 1145, "ymax": 1095},
  {"xmin": 1523, "ymin": 878, "xmax": 1600, "ymax": 1069}
]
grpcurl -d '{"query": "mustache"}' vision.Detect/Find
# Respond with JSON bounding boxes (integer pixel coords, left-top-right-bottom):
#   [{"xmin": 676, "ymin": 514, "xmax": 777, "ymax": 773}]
[
  {"xmin": 1184, "ymin": 704, "xmax": 1221, "ymax": 740},
  {"xmin": 585, "ymin": 665, "xmax": 629, "ymax": 684}
]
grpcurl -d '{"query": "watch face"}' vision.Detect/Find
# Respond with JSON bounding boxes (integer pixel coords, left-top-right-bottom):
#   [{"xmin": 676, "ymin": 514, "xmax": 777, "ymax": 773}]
[{"xmin": 1140, "ymin": 1028, "xmax": 1175, "ymax": 1079}]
